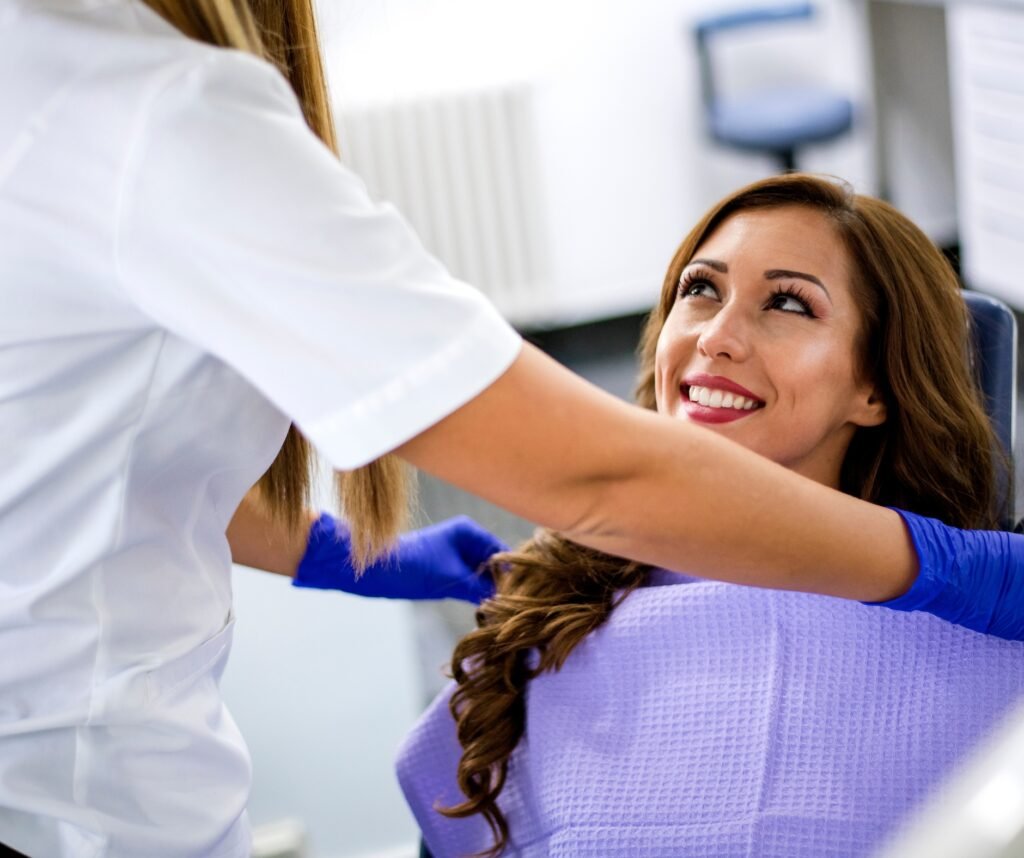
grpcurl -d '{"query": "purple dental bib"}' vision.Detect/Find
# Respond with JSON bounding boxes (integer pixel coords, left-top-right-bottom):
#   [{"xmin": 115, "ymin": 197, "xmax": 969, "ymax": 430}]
[{"xmin": 397, "ymin": 571, "xmax": 1024, "ymax": 857}]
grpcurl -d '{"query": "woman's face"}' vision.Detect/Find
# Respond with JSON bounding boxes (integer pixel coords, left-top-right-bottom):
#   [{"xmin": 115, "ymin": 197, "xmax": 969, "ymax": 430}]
[{"xmin": 654, "ymin": 205, "xmax": 885, "ymax": 488}]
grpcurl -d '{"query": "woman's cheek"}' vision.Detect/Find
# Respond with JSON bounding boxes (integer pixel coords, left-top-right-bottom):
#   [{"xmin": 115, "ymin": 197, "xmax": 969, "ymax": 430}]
[{"xmin": 653, "ymin": 359, "xmax": 666, "ymax": 413}]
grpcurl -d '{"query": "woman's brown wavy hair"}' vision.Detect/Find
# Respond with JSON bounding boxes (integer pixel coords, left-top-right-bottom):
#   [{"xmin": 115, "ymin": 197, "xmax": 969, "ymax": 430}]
[
  {"xmin": 440, "ymin": 173, "xmax": 1005, "ymax": 855},
  {"xmin": 140, "ymin": 0, "xmax": 412, "ymax": 563}
]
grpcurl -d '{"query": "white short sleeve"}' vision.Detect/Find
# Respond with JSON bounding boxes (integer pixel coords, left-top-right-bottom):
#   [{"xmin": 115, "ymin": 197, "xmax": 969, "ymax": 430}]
[{"xmin": 114, "ymin": 51, "xmax": 521, "ymax": 470}]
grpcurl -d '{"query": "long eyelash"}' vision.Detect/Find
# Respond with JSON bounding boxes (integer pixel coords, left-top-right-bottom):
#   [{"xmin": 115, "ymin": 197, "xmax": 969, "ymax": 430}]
[
  {"xmin": 769, "ymin": 284, "xmax": 817, "ymax": 319},
  {"xmin": 677, "ymin": 268, "xmax": 715, "ymax": 296},
  {"xmin": 681, "ymin": 267, "xmax": 716, "ymax": 285}
]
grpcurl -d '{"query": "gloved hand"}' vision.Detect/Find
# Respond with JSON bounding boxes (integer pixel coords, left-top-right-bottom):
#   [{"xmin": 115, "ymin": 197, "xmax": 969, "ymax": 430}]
[
  {"xmin": 865, "ymin": 508, "xmax": 1024, "ymax": 640},
  {"xmin": 292, "ymin": 513, "xmax": 505, "ymax": 604}
]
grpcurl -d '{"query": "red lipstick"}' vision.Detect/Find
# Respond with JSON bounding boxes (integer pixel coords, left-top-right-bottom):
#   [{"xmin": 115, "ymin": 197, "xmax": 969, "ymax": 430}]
[
  {"xmin": 682, "ymin": 373, "xmax": 763, "ymax": 402},
  {"xmin": 680, "ymin": 373, "xmax": 764, "ymax": 425}
]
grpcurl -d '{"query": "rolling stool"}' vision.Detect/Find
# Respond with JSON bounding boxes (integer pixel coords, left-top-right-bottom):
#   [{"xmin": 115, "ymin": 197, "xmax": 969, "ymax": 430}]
[{"xmin": 692, "ymin": 3, "xmax": 854, "ymax": 173}]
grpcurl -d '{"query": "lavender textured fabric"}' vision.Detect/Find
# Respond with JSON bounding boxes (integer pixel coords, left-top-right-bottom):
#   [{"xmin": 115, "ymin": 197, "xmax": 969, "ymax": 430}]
[{"xmin": 396, "ymin": 571, "xmax": 1024, "ymax": 857}]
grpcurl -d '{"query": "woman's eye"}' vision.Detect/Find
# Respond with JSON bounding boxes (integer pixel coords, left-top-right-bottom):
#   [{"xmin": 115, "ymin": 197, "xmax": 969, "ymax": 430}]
[
  {"xmin": 680, "ymin": 280, "xmax": 718, "ymax": 300},
  {"xmin": 768, "ymin": 291, "xmax": 812, "ymax": 316}
]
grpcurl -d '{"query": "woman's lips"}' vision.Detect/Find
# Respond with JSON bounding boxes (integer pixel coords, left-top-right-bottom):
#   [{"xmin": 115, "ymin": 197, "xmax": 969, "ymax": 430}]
[
  {"xmin": 681, "ymin": 395, "xmax": 757, "ymax": 424},
  {"xmin": 679, "ymin": 375, "xmax": 765, "ymax": 424},
  {"xmin": 683, "ymin": 373, "xmax": 762, "ymax": 401}
]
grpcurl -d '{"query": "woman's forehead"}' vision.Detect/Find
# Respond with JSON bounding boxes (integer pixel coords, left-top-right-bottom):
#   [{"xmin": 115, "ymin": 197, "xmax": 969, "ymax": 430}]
[
  {"xmin": 690, "ymin": 207, "xmax": 851, "ymax": 288},
  {"xmin": 696, "ymin": 207, "xmax": 839, "ymax": 254}
]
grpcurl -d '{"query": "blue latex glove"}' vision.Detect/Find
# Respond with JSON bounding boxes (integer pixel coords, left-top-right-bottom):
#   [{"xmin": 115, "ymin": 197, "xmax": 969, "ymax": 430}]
[
  {"xmin": 292, "ymin": 513, "xmax": 505, "ymax": 604},
  {"xmin": 865, "ymin": 508, "xmax": 1024, "ymax": 640}
]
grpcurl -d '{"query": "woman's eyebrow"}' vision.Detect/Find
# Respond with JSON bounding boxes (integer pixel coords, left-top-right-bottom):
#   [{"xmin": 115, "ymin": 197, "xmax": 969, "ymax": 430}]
[
  {"xmin": 686, "ymin": 258, "xmax": 728, "ymax": 273},
  {"xmin": 764, "ymin": 269, "xmax": 832, "ymax": 304}
]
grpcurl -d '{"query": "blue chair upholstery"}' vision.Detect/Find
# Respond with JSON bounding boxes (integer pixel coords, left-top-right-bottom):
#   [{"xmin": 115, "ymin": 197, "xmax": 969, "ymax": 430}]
[
  {"xmin": 692, "ymin": 3, "xmax": 854, "ymax": 172},
  {"xmin": 963, "ymin": 290, "xmax": 1018, "ymax": 530}
]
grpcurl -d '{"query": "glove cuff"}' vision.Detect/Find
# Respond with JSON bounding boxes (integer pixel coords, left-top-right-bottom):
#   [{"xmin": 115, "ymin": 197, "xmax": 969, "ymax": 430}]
[
  {"xmin": 864, "ymin": 508, "xmax": 1015, "ymax": 638},
  {"xmin": 861, "ymin": 508, "xmax": 945, "ymax": 612},
  {"xmin": 292, "ymin": 512, "xmax": 348, "ymax": 590}
]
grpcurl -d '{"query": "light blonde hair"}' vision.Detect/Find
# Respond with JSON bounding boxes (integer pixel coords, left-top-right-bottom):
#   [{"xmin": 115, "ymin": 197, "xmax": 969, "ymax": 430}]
[{"xmin": 140, "ymin": 0, "xmax": 411, "ymax": 564}]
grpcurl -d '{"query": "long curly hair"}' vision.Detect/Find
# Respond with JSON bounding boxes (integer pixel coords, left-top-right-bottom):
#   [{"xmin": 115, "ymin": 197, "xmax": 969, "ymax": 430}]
[{"xmin": 440, "ymin": 173, "xmax": 1004, "ymax": 855}]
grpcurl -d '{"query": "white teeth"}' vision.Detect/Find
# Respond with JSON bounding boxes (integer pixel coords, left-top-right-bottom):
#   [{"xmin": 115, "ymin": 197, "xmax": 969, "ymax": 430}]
[{"xmin": 686, "ymin": 385, "xmax": 760, "ymax": 411}]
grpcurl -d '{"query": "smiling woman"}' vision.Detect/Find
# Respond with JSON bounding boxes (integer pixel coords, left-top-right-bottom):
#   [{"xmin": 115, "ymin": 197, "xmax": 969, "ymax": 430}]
[
  {"xmin": 638, "ymin": 175, "xmax": 998, "ymax": 525},
  {"xmin": 658, "ymin": 206, "xmax": 887, "ymax": 486},
  {"xmin": 397, "ymin": 173, "xmax": 1015, "ymax": 857}
]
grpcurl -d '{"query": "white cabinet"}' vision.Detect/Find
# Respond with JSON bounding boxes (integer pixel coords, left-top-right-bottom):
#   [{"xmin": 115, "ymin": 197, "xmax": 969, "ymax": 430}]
[{"xmin": 949, "ymin": 3, "xmax": 1024, "ymax": 305}]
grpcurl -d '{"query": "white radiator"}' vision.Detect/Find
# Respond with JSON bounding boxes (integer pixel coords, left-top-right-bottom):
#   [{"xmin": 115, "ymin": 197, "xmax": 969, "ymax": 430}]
[{"xmin": 337, "ymin": 86, "xmax": 551, "ymax": 324}]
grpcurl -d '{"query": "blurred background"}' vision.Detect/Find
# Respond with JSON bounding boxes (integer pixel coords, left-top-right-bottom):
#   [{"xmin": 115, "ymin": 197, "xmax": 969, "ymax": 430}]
[{"xmin": 219, "ymin": 0, "xmax": 1024, "ymax": 854}]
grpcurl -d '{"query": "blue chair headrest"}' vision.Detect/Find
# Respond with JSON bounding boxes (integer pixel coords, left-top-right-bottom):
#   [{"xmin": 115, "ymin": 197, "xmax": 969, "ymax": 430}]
[{"xmin": 964, "ymin": 290, "xmax": 1018, "ymax": 529}]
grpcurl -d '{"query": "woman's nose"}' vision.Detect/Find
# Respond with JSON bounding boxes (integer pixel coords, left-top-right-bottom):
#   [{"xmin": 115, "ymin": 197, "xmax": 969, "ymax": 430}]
[{"xmin": 696, "ymin": 304, "xmax": 751, "ymax": 361}]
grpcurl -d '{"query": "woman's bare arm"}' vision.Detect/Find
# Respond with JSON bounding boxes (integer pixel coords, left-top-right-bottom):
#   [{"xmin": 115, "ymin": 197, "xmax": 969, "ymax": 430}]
[
  {"xmin": 397, "ymin": 343, "xmax": 916, "ymax": 603},
  {"xmin": 226, "ymin": 491, "xmax": 314, "ymax": 577}
]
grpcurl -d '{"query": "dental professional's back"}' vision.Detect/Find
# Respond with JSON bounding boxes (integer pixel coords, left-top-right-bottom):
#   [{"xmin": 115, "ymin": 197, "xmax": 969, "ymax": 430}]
[
  {"xmin": 0, "ymin": 4, "xmax": 281, "ymax": 852},
  {"xmin": 0, "ymin": 2, "xmax": 448, "ymax": 853}
]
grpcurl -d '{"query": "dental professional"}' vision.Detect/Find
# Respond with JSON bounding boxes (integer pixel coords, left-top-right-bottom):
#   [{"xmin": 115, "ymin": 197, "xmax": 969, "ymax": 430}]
[{"xmin": 1, "ymin": 1, "xmax": 1023, "ymax": 856}]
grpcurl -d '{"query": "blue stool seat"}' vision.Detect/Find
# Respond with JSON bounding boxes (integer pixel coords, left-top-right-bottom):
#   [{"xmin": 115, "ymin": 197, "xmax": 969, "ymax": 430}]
[
  {"xmin": 710, "ymin": 87, "xmax": 853, "ymax": 152},
  {"xmin": 692, "ymin": 3, "xmax": 855, "ymax": 172}
]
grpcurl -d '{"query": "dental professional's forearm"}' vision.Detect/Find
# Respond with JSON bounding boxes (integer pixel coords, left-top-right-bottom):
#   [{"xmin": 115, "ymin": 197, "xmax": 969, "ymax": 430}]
[
  {"xmin": 226, "ymin": 490, "xmax": 315, "ymax": 577},
  {"xmin": 397, "ymin": 343, "xmax": 917, "ymax": 603}
]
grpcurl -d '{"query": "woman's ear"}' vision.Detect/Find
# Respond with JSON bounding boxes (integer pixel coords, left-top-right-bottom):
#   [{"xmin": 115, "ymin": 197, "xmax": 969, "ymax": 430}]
[{"xmin": 851, "ymin": 386, "xmax": 887, "ymax": 428}]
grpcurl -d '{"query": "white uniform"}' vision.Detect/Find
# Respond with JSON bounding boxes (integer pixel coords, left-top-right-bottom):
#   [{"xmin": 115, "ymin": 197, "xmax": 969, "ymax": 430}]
[{"xmin": 0, "ymin": 1, "xmax": 521, "ymax": 855}]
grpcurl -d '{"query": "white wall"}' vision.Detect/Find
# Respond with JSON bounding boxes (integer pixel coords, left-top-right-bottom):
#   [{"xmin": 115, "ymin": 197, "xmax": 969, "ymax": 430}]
[
  {"xmin": 869, "ymin": 1, "xmax": 958, "ymax": 244},
  {"xmin": 319, "ymin": 0, "xmax": 876, "ymax": 325},
  {"xmin": 222, "ymin": 571, "xmax": 422, "ymax": 858}
]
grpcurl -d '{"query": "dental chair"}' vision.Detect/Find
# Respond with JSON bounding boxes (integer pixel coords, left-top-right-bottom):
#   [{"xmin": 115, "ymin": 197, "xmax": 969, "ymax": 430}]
[
  {"xmin": 692, "ymin": 3, "xmax": 855, "ymax": 173},
  {"xmin": 963, "ymin": 289, "xmax": 1017, "ymax": 529},
  {"xmin": 406, "ymin": 289, "xmax": 1019, "ymax": 858}
]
